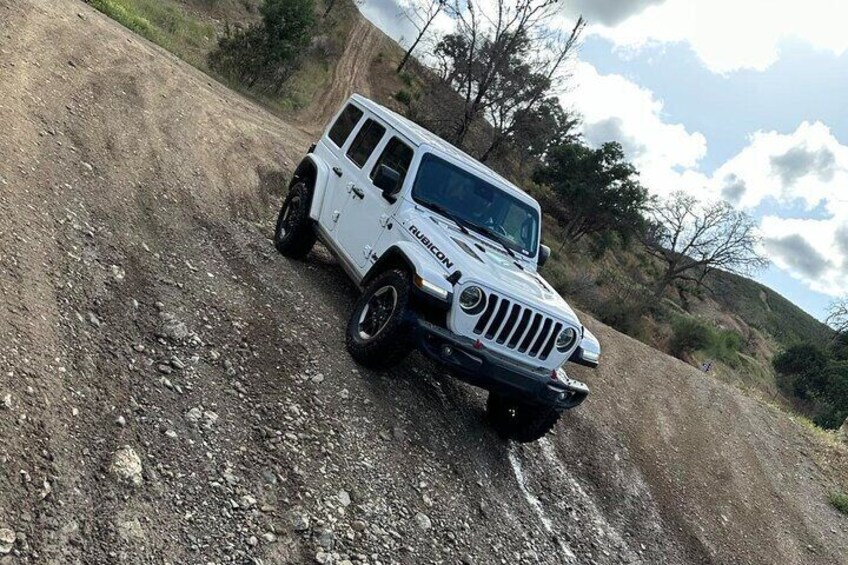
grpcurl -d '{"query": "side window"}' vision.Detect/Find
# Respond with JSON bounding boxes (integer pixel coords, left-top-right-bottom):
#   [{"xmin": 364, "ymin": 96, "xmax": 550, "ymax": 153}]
[
  {"xmin": 328, "ymin": 104, "xmax": 364, "ymax": 147},
  {"xmin": 346, "ymin": 119, "xmax": 386, "ymax": 168},
  {"xmin": 370, "ymin": 137, "xmax": 414, "ymax": 187}
]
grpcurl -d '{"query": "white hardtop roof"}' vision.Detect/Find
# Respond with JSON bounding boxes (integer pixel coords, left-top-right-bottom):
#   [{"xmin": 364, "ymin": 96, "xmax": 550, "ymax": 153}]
[{"xmin": 348, "ymin": 94, "xmax": 538, "ymax": 208}]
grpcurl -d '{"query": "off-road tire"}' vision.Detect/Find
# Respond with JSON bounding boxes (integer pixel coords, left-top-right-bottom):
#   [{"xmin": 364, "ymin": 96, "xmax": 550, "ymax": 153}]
[
  {"xmin": 346, "ymin": 269, "xmax": 415, "ymax": 370},
  {"xmin": 486, "ymin": 393, "xmax": 561, "ymax": 443},
  {"xmin": 274, "ymin": 181, "xmax": 316, "ymax": 259}
]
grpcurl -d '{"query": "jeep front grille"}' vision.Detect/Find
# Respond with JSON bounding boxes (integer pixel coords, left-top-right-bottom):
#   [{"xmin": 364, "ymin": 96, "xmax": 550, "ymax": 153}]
[{"xmin": 472, "ymin": 294, "xmax": 563, "ymax": 361}]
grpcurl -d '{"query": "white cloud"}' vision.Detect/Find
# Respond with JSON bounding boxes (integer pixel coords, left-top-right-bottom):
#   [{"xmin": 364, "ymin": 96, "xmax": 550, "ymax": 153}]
[
  {"xmin": 570, "ymin": 78, "xmax": 848, "ymax": 296},
  {"xmin": 760, "ymin": 217, "xmax": 848, "ymax": 296},
  {"xmin": 703, "ymin": 121, "xmax": 848, "ymax": 296},
  {"xmin": 565, "ymin": 62, "xmax": 708, "ymax": 198},
  {"xmin": 580, "ymin": 0, "xmax": 848, "ymax": 73},
  {"xmin": 709, "ymin": 121, "xmax": 848, "ymax": 217}
]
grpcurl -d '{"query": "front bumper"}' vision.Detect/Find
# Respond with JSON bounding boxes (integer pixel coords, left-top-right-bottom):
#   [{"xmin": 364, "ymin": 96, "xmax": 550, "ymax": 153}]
[{"xmin": 415, "ymin": 320, "xmax": 589, "ymax": 411}]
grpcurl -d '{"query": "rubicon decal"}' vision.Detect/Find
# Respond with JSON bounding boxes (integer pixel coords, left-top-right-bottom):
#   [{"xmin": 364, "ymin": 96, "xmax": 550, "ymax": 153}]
[{"xmin": 409, "ymin": 225, "xmax": 454, "ymax": 269}]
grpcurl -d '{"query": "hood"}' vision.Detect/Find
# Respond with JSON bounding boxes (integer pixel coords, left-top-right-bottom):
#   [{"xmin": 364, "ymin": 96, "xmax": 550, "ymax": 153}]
[{"xmin": 399, "ymin": 210, "xmax": 580, "ymax": 326}]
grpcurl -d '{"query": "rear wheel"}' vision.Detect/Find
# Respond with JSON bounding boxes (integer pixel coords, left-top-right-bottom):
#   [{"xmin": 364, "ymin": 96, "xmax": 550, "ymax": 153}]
[
  {"xmin": 486, "ymin": 393, "xmax": 561, "ymax": 443},
  {"xmin": 274, "ymin": 181, "xmax": 316, "ymax": 259},
  {"xmin": 346, "ymin": 269, "xmax": 415, "ymax": 370}
]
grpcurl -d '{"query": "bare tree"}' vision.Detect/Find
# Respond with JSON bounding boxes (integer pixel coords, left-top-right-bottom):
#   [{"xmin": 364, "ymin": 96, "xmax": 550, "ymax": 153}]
[
  {"xmin": 434, "ymin": 0, "xmax": 581, "ymax": 146},
  {"xmin": 397, "ymin": 0, "xmax": 447, "ymax": 73},
  {"xmin": 827, "ymin": 298, "xmax": 848, "ymax": 334},
  {"xmin": 643, "ymin": 192, "xmax": 769, "ymax": 299}
]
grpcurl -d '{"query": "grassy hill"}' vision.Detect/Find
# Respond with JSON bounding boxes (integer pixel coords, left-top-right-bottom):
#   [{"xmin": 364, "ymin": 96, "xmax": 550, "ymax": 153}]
[{"xmin": 708, "ymin": 270, "xmax": 833, "ymax": 346}]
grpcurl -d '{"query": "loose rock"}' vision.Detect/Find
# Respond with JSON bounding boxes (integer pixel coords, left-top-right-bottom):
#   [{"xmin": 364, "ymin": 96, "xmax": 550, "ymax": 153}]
[
  {"xmin": 292, "ymin": 513, "xmax": 310, "ymax": 532},
  {"xmin": 159, "ymin": 316, "xmax": 189, "ymax": 342},
  {"xmin": 0, "ymin": 527, "xmax": 15, "ymax": 554},
  {"xmin": 109, "ymin": 446, "xmax": 143, "ymax": 486},
  {"xmin": 414, "ymin": 512, "xmax": 432, "ymax": 531}
]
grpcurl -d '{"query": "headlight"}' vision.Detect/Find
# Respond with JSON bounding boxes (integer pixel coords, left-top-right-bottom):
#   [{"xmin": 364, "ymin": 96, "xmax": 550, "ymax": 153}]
[
  {"xmin": 459, "ymin": 286, "xmax": 485, "ymax": 313},
  {"xmin": 556, "ymin": 327, "xmax": 578, "ymax": 352}
]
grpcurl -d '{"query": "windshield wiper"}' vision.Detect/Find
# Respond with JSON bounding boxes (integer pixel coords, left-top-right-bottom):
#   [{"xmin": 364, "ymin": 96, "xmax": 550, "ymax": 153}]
[
  {"xmin": 473, "ymin": 224, "xmax": 517, "ymax": 258},
  {"xmin": 419, "ymin": 200, "xmax": 472, "ymax": 235},
  {"xmin": 419, "ymin": 200, "xmax": 519, "ymax": 258}
]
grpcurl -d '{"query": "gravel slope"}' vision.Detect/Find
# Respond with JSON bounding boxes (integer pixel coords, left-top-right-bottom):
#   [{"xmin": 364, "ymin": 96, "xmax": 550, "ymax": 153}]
[{"xmin": 0, "ymin": 1, "xmax": 846, "ymax": 564}]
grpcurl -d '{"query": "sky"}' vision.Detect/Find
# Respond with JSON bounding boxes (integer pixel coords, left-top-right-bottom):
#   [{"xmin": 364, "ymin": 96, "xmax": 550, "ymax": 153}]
[{"xmin": 359, "ymin": 0, "xmax": 848, "ymax": 322}]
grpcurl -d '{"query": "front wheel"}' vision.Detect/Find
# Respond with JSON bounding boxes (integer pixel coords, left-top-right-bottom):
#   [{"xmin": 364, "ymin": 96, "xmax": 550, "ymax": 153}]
[
  {"xmin": 274, "ymin": 181, "xmax": 316, "ymax": 259},
  {"xmin": 486, "ymin": 393, "xmax": 561, "ymax": 443},
  {"xmin": 346, "ymin": 269, "xmax": 415, "ymax": 370}
]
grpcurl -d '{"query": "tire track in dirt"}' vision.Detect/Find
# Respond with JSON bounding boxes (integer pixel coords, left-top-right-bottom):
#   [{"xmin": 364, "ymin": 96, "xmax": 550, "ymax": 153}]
[
  {"xmin": 300, "ymin": 16, "xmax": 384, "ymax": 130},
  {"xmin": 508, "ymin": 444, "xmax": 579, "ymax": 563}
]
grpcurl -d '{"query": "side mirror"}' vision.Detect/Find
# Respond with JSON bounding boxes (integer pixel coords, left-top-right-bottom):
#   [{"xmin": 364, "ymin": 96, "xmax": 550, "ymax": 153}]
[
  {"xmin": 373, "ymin": 165, "xmax": 401, "ymax": 202},
  {"xmin": 538, "ymin": 244, "xmax": 551, "ymax": 267}
]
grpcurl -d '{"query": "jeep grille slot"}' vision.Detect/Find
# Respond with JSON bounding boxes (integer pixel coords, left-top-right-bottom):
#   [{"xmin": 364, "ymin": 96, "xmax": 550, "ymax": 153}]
[
  {"xmin": 519, "ymin": 313, "xmax": 543, "ymax": 353},
  {"xmin": 539, "ymin": 322, "xmax": 563, "ymax": 360},
  {"xmin": 473, "ymin": 296, "xmax": 499, "ymax": 334},
  {"xmin": 497, "ymin": 304, "xmax": 522, "ymax": 344},
  {"xmin": 508, "ymin": 310, "xmax": 533, "ymax": 348},
  {"xmin": 485, "ymin": 300, "xmax": 511, "ymax": 339},
  {"xmin": 528, "ymin": 318, "xmax": 552, "ymax": 357},
  {"xmin": 465, "ymin": 291, "xmax": 566, "ymax": 360}
]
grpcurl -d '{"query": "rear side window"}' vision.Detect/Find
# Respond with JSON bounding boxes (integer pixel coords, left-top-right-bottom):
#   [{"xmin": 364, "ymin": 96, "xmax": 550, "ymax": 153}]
[
  {"xmin": 346, "ymin": 119, "xmax": 386, "ymax": 167},
  {"xmin": 371, "ymin": 137, "xmax": 414, "ymax": 187},
  {"xmin": 328, "ymin": 104, "xmax": 363, "ymax": 147}
]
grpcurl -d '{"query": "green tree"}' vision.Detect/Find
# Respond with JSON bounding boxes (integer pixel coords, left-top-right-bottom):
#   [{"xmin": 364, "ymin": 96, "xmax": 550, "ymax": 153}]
[
  {"xmin": 210, "ymin": 0, "xmax": 315, "ymax": 91},
  {"xmin": 773, "ymin": 343, "xmax": 848, "ymax": 428},
  {"xmin": 532, "ymin": 141, "xmax": 649, "ymax": 250},
  {"xmin": 483, "ymin": 96, "xmax": 579, "ymax": 163},
  {"xmin": 433, "ymin": 0, "xmax": 584, "ymax": 146},
  {"xmin": 773, "ymin": 343, "xmax": 830, "ymax": 399},
  {"xmin": 670, "ymin": 317, "xmax": 711, "ymax": 357}
]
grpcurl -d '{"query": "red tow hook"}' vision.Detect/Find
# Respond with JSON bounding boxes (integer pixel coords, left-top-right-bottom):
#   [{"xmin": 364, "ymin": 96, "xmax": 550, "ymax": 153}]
[
  {"xmin": 473, "ymin": 339, "xmax": 484, "ymax": 350},
  {"xmin": 550, "ymin": 369, "xmax": 559, "ymax": 381}
]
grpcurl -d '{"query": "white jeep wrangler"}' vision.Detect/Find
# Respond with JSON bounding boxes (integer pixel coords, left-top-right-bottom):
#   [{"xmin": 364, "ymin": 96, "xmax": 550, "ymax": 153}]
[{"xmin": 274, "ymin": 94, "xmax": 600, "ymax": 442}]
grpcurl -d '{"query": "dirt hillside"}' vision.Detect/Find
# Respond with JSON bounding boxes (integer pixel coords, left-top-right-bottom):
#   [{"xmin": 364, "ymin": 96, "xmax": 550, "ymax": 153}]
[{"xmin": 0, "ymin": 1, "xmax": 846, "ymax": 564}]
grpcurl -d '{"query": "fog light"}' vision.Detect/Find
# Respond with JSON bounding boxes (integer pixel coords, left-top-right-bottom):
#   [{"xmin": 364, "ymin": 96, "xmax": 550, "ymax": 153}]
[
  {"xmin": 557, "ymin": 392, "xmax": 567, "ymax": 401},
  {"xmin": 441, "ymin": 345, "xmax": 453, "ymax": 357}
]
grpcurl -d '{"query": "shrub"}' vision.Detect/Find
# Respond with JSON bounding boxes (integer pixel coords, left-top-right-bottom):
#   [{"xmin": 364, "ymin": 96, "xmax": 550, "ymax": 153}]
[
  {"xmin": 596, "ymin": 299, "xmax": 648, "ymax": 339},
  {"xmin": 210, "ymin": 0, "xmax": 315, "ymax": 91},
  {"xmin": 773, "ymin": 344, "xmax": 829, "ymax": 380},
  {"xmin": 394, "ymin": 89, "xmax": 412, "ymax": 106},
  {"xmin": 830, "ymin": 492, "xmax": 848, "ymax": 516},
  {"xmin": 706, "ymin": 329, "xmax": 743, "ymax": 366},
  {"xmin": 774, "ymin": 344, "xmax": 848, "ymax": 429},
  {"xmin": 670, "ymin": 317, "xmax": 711, "ymax": 357}
]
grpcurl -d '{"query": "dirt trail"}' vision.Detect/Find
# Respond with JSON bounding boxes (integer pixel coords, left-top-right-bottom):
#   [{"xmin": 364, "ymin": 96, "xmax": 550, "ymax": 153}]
[
  {"xmin": 0, "ymin": 1, "xmax": 846, "ymax": 564},
  {"xmin": 300, "ymin": 16, "xmax": 385, "ymax": 129}
]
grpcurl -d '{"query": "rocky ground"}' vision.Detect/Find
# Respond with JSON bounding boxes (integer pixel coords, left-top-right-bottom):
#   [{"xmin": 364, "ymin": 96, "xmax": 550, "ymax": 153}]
[{"xmin": 0, "ymin": 1, "xmax": 846, "ymax": 564}]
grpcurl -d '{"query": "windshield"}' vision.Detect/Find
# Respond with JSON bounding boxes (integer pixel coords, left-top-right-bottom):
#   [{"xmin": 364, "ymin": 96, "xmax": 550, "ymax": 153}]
[{"xmin": 411, "ymin": 153, "xmax": 540, "ymax": 257}]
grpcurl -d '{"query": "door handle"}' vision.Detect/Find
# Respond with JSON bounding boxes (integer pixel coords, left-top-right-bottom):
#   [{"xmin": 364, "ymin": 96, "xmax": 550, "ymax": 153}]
[
  {"xmin": 332, "ymin": 166, "xmax": 343, "ymax": 177},
  {"xmin": 351, "ymin": 186, "xmax": 365, "ymax": 199}
]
